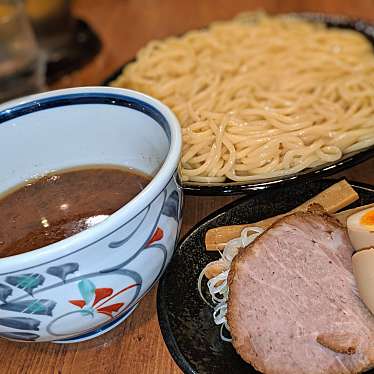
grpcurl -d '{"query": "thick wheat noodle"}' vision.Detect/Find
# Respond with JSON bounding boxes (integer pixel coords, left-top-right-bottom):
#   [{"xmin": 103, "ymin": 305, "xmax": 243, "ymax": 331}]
[{"xmin": 112, "ymin": 13, "xmax": 374, "ymax": 183}]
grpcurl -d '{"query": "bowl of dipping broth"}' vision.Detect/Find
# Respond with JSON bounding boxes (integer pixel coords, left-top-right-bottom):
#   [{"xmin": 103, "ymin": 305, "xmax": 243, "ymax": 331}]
[{"xmin": 0, "ymin": 87, "xmax": 182, "ymax": 343}]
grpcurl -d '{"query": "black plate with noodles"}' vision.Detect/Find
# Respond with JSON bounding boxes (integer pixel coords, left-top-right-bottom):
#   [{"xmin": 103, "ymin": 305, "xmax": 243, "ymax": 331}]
[
  {"xmin": 105, "ymin": 13, "xmax": 374, "ymax": 195},
  {"xmin": 157, "ymin": 179, "xmax": 374, "ymax": 374}
]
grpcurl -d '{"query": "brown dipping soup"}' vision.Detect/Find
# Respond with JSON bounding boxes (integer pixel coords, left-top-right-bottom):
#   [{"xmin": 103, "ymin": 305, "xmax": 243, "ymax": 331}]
[{"xmin": 0, "ymin": 166, "xmax": 151, "ymax": 257}]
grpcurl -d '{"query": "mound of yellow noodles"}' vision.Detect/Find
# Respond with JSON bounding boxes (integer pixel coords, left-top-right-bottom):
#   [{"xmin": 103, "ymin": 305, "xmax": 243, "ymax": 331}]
[{"xmin": 112, "ymin": 13, "xmax": 374, "ymax": 183}]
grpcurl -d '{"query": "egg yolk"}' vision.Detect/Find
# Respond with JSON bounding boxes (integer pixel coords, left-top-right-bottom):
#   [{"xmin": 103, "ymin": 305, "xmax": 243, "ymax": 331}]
[{"xmin": 360, "ymin": 210, "xmax": 374, "ymax": 230}]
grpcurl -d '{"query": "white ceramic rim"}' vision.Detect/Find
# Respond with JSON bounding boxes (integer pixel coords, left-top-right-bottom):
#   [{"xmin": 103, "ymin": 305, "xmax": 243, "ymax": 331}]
[{"xmin": 0, "ymin": 86, "xmax": 182, "ymax": 268}]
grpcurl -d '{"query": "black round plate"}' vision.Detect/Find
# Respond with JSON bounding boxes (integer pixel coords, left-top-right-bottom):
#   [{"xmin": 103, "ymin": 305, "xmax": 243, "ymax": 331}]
[
  {"xmin": 103, "ymin": 13, "xmax": 374, "ymax": 196},
  {"xmin": 157, "ymin": 178, "xmax": 374, "ymax": 374}
]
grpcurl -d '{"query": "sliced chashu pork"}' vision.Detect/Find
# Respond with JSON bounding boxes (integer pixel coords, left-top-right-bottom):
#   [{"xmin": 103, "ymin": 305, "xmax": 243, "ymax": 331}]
[{"xmin": 227, "ymin": 208, "xmax": 374, "ymax": 374}]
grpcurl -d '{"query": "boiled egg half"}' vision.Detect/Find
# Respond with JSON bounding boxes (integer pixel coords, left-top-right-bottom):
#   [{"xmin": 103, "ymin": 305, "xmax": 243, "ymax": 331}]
[
  {"xmin": 352, "ymin": 248, "xmax": 374, "ymax": 314},
  {"xmin": 347, "ymin": 206, "xmax": 374, "ymax": 251},
  {"xmin": 349, "ymin": 206, "xmax": 374, "ymax": 315}
]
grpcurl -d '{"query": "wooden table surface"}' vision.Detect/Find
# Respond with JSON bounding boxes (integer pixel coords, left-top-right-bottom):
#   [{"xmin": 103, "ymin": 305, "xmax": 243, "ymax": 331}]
[{"xmin": 1, "ymin": 0, "xmax": 374, "ymax": 373}]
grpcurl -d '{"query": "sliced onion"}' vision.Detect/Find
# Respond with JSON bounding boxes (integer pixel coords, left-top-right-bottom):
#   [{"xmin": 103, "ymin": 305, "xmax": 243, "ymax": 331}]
[
  {"xmin": 198, "ymin": 226, "xmax": 264, "ymax": 342},
  {"xmin": 220, "ymin": 323, "xmax": 232, "ymax": 342},
  {"xmin": 197, "ymin": 267, "xmax": 214, "ymax": 308}
]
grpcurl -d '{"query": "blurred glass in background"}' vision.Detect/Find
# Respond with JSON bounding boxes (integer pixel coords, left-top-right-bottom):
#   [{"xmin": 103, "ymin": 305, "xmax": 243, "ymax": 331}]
[
  {"xmin": 0, "ymin": 0, "xmax": 45, "ymax": 103},
  {"xmin": 25, "ymin": 0, "xmax": 101, "ymax": 84},
  {"xmin": 0, "ymin": 0, "xmax": 100, "ymax": 103},
  {"xmin": 26, "ymin": 0, "xmax": 74, "ymax": 56}
]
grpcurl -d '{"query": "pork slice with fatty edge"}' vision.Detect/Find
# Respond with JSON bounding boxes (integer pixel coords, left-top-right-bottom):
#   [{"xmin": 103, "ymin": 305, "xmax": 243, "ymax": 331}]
[{"xmin": 227, "ymin": 207, "xmax": 374, "ymax": 374}]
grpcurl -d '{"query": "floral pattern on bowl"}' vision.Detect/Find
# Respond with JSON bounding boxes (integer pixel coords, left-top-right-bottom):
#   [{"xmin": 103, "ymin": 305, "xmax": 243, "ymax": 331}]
[
  {"xmin": 0, "ymin": 87, "xmax": 182, "ymax": 342},
  {"xmin": 0, "ymin": 184, "xmax": 181, "ymax": 342}
]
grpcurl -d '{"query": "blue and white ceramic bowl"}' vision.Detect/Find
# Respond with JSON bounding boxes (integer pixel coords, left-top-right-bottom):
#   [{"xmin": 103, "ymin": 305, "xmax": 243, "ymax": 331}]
[{"xmin": 0, "ymin": 87, "xmax": 182, "ymax": 343}]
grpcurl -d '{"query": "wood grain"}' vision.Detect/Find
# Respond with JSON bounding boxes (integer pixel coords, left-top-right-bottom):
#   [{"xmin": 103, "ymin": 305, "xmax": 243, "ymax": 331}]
[{"xmin": 1, "ymin": 1, "xmax": 373, "ymax": 373}]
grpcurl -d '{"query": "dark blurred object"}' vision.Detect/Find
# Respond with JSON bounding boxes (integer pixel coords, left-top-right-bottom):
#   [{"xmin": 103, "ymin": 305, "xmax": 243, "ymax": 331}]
[
  {"xmin": 0, "ymin": 0, "xmax": 45, "ymax": 103},
  {"xmin": 25, "ymin": 0, "xmax": 101, "ymax": 84}
]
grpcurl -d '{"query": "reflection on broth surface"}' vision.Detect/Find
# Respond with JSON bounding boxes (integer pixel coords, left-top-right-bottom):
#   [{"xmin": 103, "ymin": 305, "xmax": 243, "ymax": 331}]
[{"xmin": 0, "ymin": 165, "xmax": 151, "ymax": 257}]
